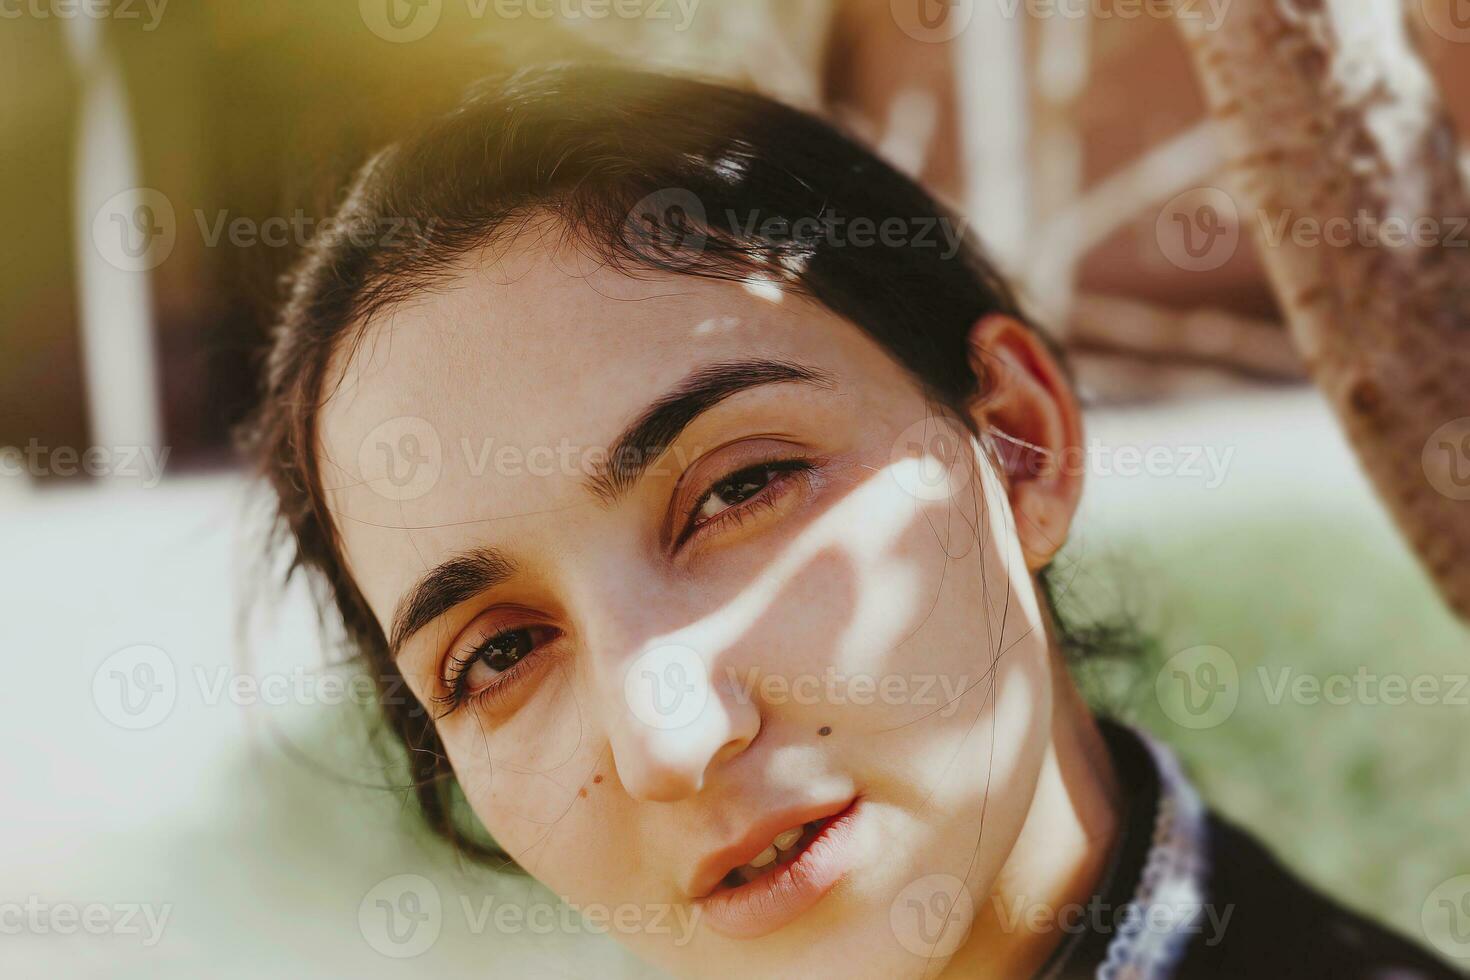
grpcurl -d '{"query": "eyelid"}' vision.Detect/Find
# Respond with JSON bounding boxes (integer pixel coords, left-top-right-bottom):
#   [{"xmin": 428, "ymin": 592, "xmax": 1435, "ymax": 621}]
[
  {"xmin": 684, "ymin": 466, "xmax": 810, "ymax": 548},
  {"xmin": 661, "ymin": 437, "xmax": 811, "ymax": 539},
  {"xmin": 433, "ymin": 624, "xmax": 564, "ymax": 719},
  {"xmin": 672, "ymin": 456, "xmax": 822, "ymax": 554},
  {"xmin": 436, "ymin": 608, "xmax": 551, "ymax": 693}
]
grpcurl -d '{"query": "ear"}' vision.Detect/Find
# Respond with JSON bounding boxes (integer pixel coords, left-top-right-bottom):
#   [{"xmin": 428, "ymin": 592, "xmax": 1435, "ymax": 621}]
[{"xmin": 965, "ymin": 314, "xmax": 1084, "ymax": 571}]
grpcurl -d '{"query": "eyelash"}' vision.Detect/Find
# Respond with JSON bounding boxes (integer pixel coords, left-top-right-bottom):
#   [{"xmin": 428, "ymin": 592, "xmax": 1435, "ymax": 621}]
[
  {"xmin": 435, "ymin": 456, "xmax": 817, "ymax": 715},
  {"xmin": 433, "ymin": 626, "xmax": 556, "ymax": 717},
  {"xmin": 674, "ymin": 457, "xmax": 816, "ymax": 549}
]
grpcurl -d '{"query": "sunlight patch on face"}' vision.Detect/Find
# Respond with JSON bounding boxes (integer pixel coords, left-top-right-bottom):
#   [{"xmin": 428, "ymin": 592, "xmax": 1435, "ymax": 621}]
[
  {"xmin": 975, "ymin": 444, "xmax": 1044, "ymax": 636},
  {"xmin": 692, "ymin": 315, "xmax": 743, "ymax": 335},
  {"xmin": 831, "ymin": 441, "xmax": 1034, "ymax": 676},
  {"xmin": 741, "ymin": 274, "xmax": 786, "ymax": 304},
  {"xmin": 636, "ymin": 448, "xmax": 992, "ymax": 685},
  {"xmin": 618, "ymin": 463, "xmax": 915, "ymax": 691}
]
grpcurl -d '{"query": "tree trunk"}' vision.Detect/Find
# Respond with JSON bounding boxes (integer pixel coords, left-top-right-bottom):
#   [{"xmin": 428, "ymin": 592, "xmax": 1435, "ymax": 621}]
[{"xmin": 1171, "ymin": 0, "xmax": 1470, "ymax": 622}]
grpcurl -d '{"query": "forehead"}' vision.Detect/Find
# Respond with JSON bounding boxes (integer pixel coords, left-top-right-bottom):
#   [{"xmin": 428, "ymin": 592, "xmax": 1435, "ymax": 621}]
[{"xmin": 315, "ymin": 238, "xmax": 904, "ymax": 622}]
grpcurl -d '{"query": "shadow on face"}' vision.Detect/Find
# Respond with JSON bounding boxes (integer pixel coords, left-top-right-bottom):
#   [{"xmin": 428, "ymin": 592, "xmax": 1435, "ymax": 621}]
[{"xmin": 315, "ymin": 235, "xmax": 1055, "ymax": 978}]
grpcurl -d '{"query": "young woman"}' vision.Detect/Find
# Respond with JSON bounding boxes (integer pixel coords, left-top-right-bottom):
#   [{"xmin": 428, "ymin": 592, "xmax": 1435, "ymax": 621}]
[{"xmin": 246, "ymin": 63, "xmax": 1455, "ymax": 979}]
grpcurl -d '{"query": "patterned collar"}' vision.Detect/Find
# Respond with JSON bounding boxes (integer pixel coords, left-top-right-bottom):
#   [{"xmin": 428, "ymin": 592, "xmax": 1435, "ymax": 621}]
[{"xmin": 1039, "ymin": 723, "xmax": 1213, "ymax": 980}]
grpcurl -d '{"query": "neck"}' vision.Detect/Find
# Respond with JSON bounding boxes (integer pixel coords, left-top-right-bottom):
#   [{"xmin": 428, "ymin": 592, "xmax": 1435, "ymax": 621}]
[{"xmin": 943, "ymin": 650, "xmax": 1123, "ymax": 979}]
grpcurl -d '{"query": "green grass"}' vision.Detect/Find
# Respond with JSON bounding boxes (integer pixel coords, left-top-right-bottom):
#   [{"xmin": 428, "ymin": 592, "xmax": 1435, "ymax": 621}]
[{"xmin": 1064, "ymin": 513, "xmax": 1470, "ymax": 943}]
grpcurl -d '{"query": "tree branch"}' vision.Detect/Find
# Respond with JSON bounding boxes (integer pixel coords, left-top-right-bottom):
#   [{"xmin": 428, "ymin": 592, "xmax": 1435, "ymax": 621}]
[{"xmin": 1171, "ymin": 0, "xmax": 1470, "ymax": 621}]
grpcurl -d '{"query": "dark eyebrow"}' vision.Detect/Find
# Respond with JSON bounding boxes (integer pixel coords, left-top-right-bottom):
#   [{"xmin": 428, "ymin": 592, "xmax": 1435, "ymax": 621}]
[
  {"xmin": 584, "ymin": 357, "xmax": 834, "ymax": 504},
  {"xmin": 389, "ymin": 547, "xmax": 517, "ymax": 657},
  {"xmin": 387, "ymin": 357, "xmax": 833, "ymax": 657}
]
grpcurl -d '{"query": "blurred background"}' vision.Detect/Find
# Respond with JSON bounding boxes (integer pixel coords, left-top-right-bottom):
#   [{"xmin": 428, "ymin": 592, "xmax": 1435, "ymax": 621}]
[{"xmin": 2, "ymin": 0, "xmax": 1469, "ymax": 975}]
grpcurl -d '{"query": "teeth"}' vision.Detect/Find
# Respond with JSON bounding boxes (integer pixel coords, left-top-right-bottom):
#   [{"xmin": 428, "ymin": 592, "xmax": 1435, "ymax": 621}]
[
  {"xmin": 773, "ymin": 828, "xmax": 803, "ymax": 850},
  {"xmin": 728, "ymin": 823, "xmax": 816, "ymax": 886}
]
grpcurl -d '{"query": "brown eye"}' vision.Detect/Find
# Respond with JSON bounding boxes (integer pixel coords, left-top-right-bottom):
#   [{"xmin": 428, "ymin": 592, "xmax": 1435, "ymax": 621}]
[
  {"xmin": 694, "ymin": 465, "xmax": 778, "ymax": 523},
  {"xmin": 460, "ymin": 626, "xmax": 554, "ymax": 693}
]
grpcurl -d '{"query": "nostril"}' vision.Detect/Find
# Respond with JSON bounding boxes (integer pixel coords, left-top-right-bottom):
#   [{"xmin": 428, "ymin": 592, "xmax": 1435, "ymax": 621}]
[{"xmin": 607, "ymin": 723, "xmax": 711, "ymax": 802}]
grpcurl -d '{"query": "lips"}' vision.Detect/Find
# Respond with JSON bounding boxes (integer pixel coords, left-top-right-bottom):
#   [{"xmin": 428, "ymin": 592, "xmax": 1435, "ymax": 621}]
[{"xmin": 690, "ymin": 797, "xmax": 862, "ymax": 939}]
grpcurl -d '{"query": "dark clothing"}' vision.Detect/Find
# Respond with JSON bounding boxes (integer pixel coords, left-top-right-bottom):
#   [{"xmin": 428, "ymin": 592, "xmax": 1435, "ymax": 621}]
[{"xmin": 1037, "ymin": 722, "xmax": 1461, "ymax": 979}]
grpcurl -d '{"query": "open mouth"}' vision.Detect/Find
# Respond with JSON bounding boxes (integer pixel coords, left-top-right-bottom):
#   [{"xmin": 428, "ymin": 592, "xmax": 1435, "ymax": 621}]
[
  {"xmin": 715, "ymin": 816, "xmax": 831, "ymax": 891},
  {"xmin": 696, "ymin": 797, "xmax": 863, "ymax": 939}
]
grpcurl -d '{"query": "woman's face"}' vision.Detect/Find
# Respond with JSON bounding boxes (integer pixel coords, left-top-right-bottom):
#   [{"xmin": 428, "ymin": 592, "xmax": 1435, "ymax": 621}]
[{"xmin": 318, "ymin": 237, "xmax": 1057, "ymax": 978}]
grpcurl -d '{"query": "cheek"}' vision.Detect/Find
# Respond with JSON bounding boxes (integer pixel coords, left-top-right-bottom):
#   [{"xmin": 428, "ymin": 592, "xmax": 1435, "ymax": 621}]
[
  {"xmin": 437, "ymin": 667, "xmax": 639, "ymax": 894},
  {"xmin": 739, "ymin": 446, "xmax": 1046, "ymax": 734},
  {"xmin": 752, "ymin": 448, "xmax": 1053, "ymax": 891},
  {"xmin": 874, "ymin": 454, "xmax": 1053, "ymax": 902}
]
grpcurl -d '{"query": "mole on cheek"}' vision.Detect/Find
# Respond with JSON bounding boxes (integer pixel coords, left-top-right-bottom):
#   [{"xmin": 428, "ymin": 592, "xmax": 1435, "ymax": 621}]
[
  {"xmin": 818, "ymin": 726, "xmax": 832, "ymax": 737},
  {"xmin": 593, "ymin": 774, "xmax": 604, "ymax": 784}
]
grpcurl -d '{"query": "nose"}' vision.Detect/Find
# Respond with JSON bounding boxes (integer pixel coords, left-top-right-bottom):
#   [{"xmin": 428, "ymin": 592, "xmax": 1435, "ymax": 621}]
[{"xmin": 605, "ymin": 641, "xmax": 761, "ymax": 802}]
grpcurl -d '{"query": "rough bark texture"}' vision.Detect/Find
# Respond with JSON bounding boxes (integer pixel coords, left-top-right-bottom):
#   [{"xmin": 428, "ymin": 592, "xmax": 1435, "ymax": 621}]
[{"xmin": 1172, "ymin": 0, "xmax": 1470, "ymax": 622}]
